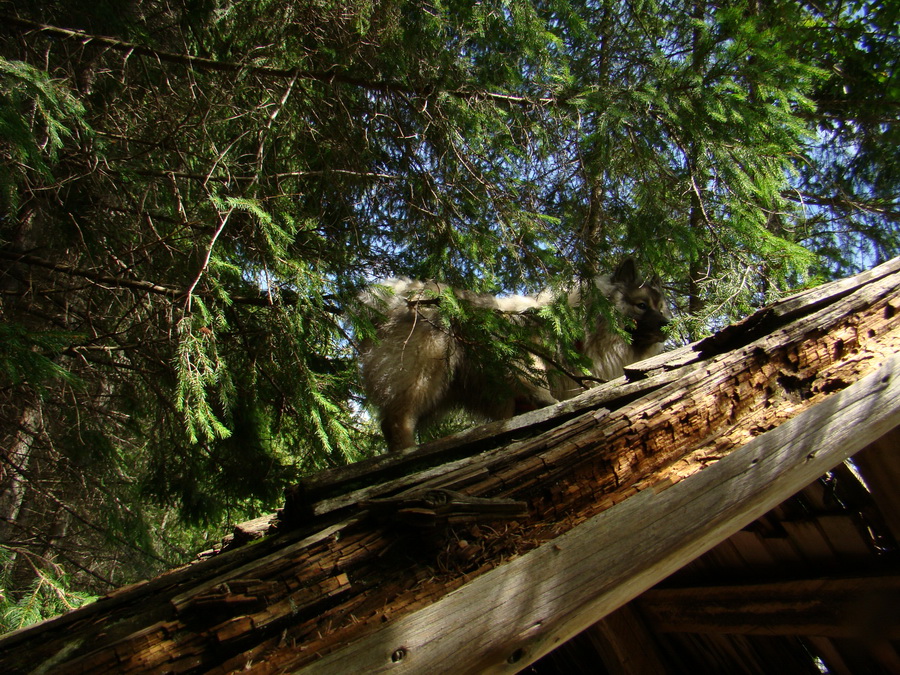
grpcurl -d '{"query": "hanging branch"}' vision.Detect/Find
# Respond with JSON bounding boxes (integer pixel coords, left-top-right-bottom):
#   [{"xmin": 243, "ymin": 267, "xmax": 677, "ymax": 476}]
[
  {"xmin": 0, "ymin": 249, "xmax": 342, "ymax": 312},
  {"xmin": 1, "ymin": 15, "xmax": 559, "ymax": 107},
  {"xmin": 183, "ymin": 206, "xmax": 233, "ymax": 313}
]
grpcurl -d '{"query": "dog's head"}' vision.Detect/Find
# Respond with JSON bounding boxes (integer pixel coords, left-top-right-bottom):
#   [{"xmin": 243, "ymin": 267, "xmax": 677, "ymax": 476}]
[{"xmin": 605, "ymin": 259, "xmax": 671, "ymax": 348}]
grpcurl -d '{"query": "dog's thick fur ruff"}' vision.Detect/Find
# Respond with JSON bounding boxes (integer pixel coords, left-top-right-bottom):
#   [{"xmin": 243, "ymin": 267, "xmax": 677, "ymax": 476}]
[{"xmin": 360, "ymin": 259, "xmax": 670, "ymax": 452}]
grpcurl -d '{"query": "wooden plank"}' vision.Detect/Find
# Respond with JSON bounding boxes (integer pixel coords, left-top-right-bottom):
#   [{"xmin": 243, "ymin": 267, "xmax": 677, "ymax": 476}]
[
  {"xmin": 297, "ymin": 355, "xmax": 900, "ymax": 674},
  {"xmin": 828, "ymin": 637, "xmax": 900, "ymax": 674},
  {"xmin": 289, "ymin": 260, "xmax": 900, "ymax": 519},
  {"xmin": 638, "ymin": 576, "xmax": 900, "ymax": 638},
  {"xmin": 704, "ymin": 538, "xmax": 752, "ymax": 573},
  {"xmin": 693, "ymin": 257, "xmax": 900, "ymax": 357},
  {"xmin": 1, "ymin": 261, "xmax": 897, "ymax": 674},
  {"xmin": 726, "ymin": 530, "xmax": 779, "ymax": 569}
]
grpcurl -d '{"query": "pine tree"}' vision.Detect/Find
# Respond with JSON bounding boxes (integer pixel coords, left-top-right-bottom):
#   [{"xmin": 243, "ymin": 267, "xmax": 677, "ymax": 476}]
[{"xmin": 0, "ymin": 0, "xmax": 897, "ymax": 629}]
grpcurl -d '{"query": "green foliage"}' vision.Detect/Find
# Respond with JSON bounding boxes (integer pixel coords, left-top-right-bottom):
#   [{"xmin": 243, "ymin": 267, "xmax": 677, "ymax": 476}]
[
  {"xmin": 0, "ymin": 58, "xmax": 86, "ymax": 170},
  {"xmin": 794, "ymin": 0, "xmax": 900, "ymax": 273},
  {"xmin": 0, "ymin": 549, "xmax": 96, "ymax": 634},
  {"xmin": 174, "ymin": 306, "xmax": 234, "ymax": 444},
  {"xmin": 0, "ymin": 324, "xmax": 81, "ymax": 391},
  {"xmin": 0, "ymin": 0, "xmax": 897, "ymax": 631},
  {"xmin": 0, "ymin": 57, "xmax": 88, "ymax": 215}
]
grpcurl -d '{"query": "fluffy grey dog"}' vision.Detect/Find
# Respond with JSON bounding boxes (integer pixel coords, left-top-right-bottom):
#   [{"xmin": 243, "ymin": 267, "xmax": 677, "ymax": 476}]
[{"xmin": 359, "ymin": 259, "xmax": 670, "ymax": 451}]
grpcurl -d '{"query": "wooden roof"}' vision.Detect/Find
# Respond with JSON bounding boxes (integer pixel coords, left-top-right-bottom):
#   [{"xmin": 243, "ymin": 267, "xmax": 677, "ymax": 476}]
[
  {"xmin": 1, "ymin": 258, "xmax": 899, "ymax": 674},
  {"xmin": 530, "ymin": 429, "xmax": 900, "ymax": 674}
]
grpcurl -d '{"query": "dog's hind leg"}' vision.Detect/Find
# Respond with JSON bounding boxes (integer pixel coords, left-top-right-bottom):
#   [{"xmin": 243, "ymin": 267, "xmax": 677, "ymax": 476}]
[
  {"xmin": 376, "ymin": 364, "xmax": 448, "ymax": 451},
  {"xmin": 380, "ymin": 413, "xmax": 417, "ymax": 453},
  {"xmin": 368, "ymin": 332, "xmax": 456, "ymax": 452}
]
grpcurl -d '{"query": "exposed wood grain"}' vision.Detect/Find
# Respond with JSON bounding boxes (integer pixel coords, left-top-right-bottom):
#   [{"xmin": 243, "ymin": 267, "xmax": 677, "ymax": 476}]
[
  {"xmin": 0, "ymin": 259, "xmax": 898, "ymax": 675},
  {"xmin": 692, "ymin": 256, "xmax": 900, "ymax": 357},
  {"xmin": 295, "ymin": 355, "xmax": 900, "ymax": 674}
]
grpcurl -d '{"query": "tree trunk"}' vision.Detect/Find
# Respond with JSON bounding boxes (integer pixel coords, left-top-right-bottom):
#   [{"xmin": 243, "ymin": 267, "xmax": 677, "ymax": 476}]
[{"xmin": 0, "ymin": 405, "xmax": 41, "ymax": 543}]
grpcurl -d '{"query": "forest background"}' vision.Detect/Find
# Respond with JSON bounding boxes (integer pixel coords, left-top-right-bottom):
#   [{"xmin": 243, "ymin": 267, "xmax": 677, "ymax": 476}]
[{"xmin": 0, "ymin": 0, "xmax": 897, "ymax": 632}]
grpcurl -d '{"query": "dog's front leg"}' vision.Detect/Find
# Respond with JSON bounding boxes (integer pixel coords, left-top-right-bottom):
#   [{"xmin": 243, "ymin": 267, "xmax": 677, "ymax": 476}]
[{"xmin": 381, "ymin": 413, "xmax": 417, "ymax": 452}]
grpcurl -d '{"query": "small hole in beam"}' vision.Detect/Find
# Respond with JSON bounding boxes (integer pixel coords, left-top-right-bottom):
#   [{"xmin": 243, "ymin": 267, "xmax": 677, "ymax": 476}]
[
  {"xmin": 508, "ymin": 648, "xmax": 526, "ymax": 664},
  {"xmin": 391, "ymin": 648, "xmax": 407, "ymax": 663}
]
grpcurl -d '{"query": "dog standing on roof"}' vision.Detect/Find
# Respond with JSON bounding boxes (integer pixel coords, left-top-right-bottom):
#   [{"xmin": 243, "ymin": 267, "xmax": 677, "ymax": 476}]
[{"xmin": 359, "ymin": 259, "xmax": 671, "ymax": 452}]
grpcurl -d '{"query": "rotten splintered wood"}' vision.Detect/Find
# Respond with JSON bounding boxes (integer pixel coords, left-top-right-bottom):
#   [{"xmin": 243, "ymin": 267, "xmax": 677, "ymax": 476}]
[
  {"xmin": 285, "ymin": 258, "xmax": 900, "ymax": 523},
  {"xmin": 304, "ymin": 356, "xmax": 900, "ymax": 674},
  {"xmin": 286, "ymin": 261, "xmax": 900, "ymax": 533},
  {"xmin": 0, "ymin": 259, "xmax": 899, "ymax": 675},
  {"xmin": 362, "ymin": 488, "xmax": 528, "ymax": 528}
]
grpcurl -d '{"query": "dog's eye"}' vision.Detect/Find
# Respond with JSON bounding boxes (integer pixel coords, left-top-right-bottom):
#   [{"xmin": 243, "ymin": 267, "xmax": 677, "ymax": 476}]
[{"xmin": 635, "ymin": 302, "xmax": 648, "ymax": 311}]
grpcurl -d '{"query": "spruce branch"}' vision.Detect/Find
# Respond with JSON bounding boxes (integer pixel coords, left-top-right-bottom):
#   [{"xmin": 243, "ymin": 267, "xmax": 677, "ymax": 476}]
[
  {"xmin": 183, "ymin": 206, "xmax": 233, "ymax": 313},
  {"xmin": 2, "ymin": 15, "xmax": 559, "ymax": 108},
  {"xmin": 0, "ymin": 249, "xmax": 183, "ymax": 298},
  {"xmin": 0, "ymin": 250, "xmax": 342, "ymax": 312},
  {"xmin": 784, "ymin": 190, "xmax": 900, "ymax": 219}
]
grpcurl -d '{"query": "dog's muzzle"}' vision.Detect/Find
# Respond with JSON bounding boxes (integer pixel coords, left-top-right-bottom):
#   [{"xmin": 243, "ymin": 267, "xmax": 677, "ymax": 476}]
[{"xmin": 630, "ymin": 311, "xmax": 669, "ymax": 347}]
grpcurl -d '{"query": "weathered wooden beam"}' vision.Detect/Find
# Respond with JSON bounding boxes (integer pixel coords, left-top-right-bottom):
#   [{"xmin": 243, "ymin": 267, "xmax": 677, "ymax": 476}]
[
  {"xmin": 689, "ymin": 256, "xmax": 900, "ymax": 358},
  {"xmin": 0, "ymin": 260, "xmax": 898, "ymax": 674},
  {"xmin": 299, "ymin": 355, "xmax": 900, "ymax": 674},
  {"xmin": 286, "ymin": 257, "xmax": 900, "ymax": 520},
  {"xmin": 637, "ymin": 576, "xmax": 900, "ymax": 638},
  {"xmin": 288, "ymin": 260, "xmax": 900, "ymax": 524}
]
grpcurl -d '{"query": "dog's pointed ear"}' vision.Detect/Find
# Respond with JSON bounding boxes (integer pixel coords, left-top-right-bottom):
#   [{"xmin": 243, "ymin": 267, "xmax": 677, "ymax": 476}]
[
  {"xmin": 612, "ymin": 258, "xmax": 639, "ymax": 285},
  {"xmin": 649, "ymin": 273, "xmax": 664, "ymax": 292}
]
